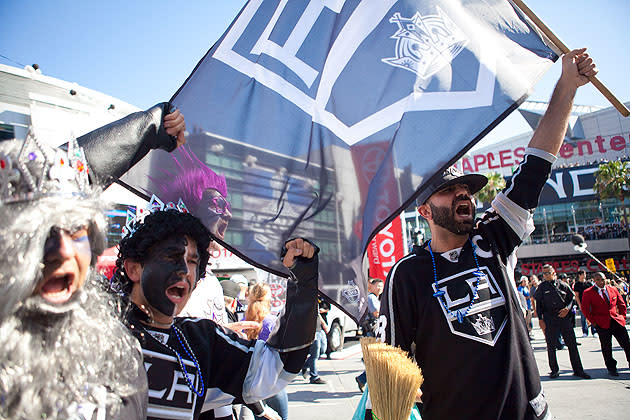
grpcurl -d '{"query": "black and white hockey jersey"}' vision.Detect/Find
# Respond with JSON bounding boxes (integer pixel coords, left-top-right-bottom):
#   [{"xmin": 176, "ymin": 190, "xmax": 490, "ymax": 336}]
[
  {"xmin": 379, "ymin": 148, "xmax": 555, "ymax": 420},
  {"xmin": 128, "ymin": 308, "xmax": 309, "ymax": 420},
  {"xmin": 127, "ymin": 245, "xmax": 319, "ymax": 420}
]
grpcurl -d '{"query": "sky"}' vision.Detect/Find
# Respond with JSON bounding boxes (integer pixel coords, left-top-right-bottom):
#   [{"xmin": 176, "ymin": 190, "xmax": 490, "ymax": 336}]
[{"xmin": 1, "ymin": 0, "xmax": 628, "ymax": 147}]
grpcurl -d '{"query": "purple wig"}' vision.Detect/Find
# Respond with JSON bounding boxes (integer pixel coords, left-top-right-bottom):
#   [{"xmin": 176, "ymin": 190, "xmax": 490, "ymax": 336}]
[{"xmin": 150, "ymin": 146, "xmax": 228, "ymax": 208}]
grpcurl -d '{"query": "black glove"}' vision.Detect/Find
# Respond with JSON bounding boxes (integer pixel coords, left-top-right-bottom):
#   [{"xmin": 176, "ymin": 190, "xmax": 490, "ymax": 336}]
[
  {"xmin": 78, "ymin": 102, "xmax": 177, "ymax": 187},
  {"xmin": 266, "ymin": 238, "xmax": 319, "ymax": 352}
]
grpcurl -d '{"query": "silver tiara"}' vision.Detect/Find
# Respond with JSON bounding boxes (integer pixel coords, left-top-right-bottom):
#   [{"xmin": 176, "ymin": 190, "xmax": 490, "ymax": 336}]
[
  {"xmin": 122, "ymin": 194, "xmax": 190, "ymax": 238},
  {"xmin": 0, "ymin": 132, "xmax": 91, "ymax": 205}
]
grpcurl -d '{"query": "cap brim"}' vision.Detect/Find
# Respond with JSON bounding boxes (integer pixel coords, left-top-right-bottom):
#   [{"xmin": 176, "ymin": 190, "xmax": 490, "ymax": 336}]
[
  {"xmin": 417, "ymin": 173, "xmax": 488, "ymax": 204},
  {"xmin": 437, "ymin": 173, "xmax": 488, "ymax": 196}
]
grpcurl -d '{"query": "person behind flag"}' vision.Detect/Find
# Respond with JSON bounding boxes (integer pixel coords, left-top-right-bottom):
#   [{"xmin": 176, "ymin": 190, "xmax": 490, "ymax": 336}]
[
  {"xmin": 377, "ymin": 49, "xmax": 597, "ymax": 419},
  {"xmin": 112, "ymin": 208, "xmax": 319, "ymax": 420}
]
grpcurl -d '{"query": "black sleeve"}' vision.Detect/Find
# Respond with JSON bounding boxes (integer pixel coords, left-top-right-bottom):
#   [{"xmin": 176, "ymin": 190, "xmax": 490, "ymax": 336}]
[
  {"xmin": 246, "ymin": 401, "xmax": 264, "ymax": 416},
  {"xmin": 78, "ymin": 102, "xmax": 177, "ymax": 187},
  {"xmin": 266, "ymin": 239, "xmax": 319, "ymax": 361},
  {"xmin": 483, "ymin": 149, "xmax": 555, "ymax": 261},
  {"xmin": 561, "ymin": 283, "xmax": 575, "ymax": 308},
  {"xmin": 502, "ymin": 151, "xmax": 554, "ymax": 210},
  {"xmin": 534, "ymin": 286, "xmax": 545, "ymax": 322}
]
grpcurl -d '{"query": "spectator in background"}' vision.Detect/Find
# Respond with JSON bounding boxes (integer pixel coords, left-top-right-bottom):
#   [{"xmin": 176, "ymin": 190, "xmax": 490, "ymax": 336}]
[
  {"xmin": 355, "ymin": 278, "xmax": 384, "ymax": 390},
  {"xmin": 581, "ymin": 272, "xmax": 630, "ymax": 376},
  {"xmin": 558, "ymin": 273, "xmax": 577, "ymax": 328},
  {"xmin": 517, "ymin": 276, "xmax": 533, "ymax": 340},
  {"xmin": 245, "ymin": 283, "xmax": 289, "ymax": 420},
  {"xmin": 611, "ymin": 279, "xmax": 628, "ymax": 305},
  {"xmin": 319, "ymin": 299, "xmax": 333, "ymax": 360},
  {"xmin": 301, "ymin": 300, "xmax": 329, "ymax": 384},
  {"xmin": 573, "ymin": 270, "xmax": 597, "ymax": 338},
  {"xmin": 221, "ymin": 279, "xmax": 243, "ymax": 324},
  {"xmin": 529, "ymin": 275, "xmax": 539, "ymax": 318},
  {"xmin": 231, "ymin": 274, "xmax": 250, "ymax": 320},
  {"xmin": 535, "ymin": 265, "xmax": 590, "ymax": 379}
]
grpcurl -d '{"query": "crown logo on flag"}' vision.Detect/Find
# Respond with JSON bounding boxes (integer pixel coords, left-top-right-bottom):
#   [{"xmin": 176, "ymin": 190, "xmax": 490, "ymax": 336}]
[
  {"xmin": 122, "ymin": 194, "xmax": 190, "ymax": 238},
  {"xmin": 382, "ymin": 8, "xmax": 468, "ymax": 81},
  {"xmin": 0, "ymin": 132, "xmax": 91, "ymax": 205}
]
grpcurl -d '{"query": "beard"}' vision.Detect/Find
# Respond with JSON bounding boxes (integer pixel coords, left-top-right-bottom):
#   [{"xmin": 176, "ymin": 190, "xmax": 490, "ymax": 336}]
[
  {"xmin": 429, "ymin": 199, "xmax": 474, "ymax": 236},
  {"xmin": 0, "ymin": 274, "xmax": 143, "ymax": 420}
]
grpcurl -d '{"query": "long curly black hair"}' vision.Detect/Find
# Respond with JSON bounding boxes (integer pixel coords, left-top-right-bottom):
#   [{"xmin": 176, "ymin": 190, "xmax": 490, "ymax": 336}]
[{"xmin": 112, "ymin": 210, "xmax": 212, "ymax": 295}]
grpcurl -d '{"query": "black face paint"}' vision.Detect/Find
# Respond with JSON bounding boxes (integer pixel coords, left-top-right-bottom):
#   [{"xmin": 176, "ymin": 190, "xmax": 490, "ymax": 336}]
[
  {"xmin": 429, "ymin": 196, "xmax": 474, "ymax": 236},
  {"xmin": 141, "ymin": 235, "xmax": 190, "ymax": 317}
]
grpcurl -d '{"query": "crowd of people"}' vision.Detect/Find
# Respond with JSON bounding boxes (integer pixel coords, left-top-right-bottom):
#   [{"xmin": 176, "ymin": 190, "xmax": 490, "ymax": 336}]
[
  {"xmin": 529, "ymin": 222, "xmax": 628, "ymax": 245},
  {"xmin": 2, "ymin": 47, "xmax": 625, "ymax": 420},
  {"xmin": 516, "ymin": 268, "xmax": 630, "ymax": 379}
]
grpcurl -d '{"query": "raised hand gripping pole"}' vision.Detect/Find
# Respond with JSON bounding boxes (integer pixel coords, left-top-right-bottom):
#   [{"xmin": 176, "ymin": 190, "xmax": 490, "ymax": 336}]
[{"xmin": 511, "ymin": 0, "xmax": 629, "ymax": 117}]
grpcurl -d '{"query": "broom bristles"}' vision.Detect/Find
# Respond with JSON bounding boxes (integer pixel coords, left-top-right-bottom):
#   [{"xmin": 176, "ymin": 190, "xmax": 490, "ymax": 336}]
[{"xmin": 361, "ymin": 338, "xmax": 423, "ymax": 420}]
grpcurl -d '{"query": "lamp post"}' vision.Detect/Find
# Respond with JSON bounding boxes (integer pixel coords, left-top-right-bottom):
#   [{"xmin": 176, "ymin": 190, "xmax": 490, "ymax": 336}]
[
  {"xmin": 542, "ymin": 208, "xmax": 550, "ymax": 243},
  {"xmin": 571, "ymin": 205, "xmax": 578, "ymax": 233}
]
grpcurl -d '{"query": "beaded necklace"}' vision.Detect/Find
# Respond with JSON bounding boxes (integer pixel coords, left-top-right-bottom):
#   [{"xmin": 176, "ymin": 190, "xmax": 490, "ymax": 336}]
[
  {"xmin": 142, "ymin": 324, "xmax": 206, "ymax": 397},
  {"xmin": 427, "ymin": 238, "xmax": 485, "ymax": 324}
]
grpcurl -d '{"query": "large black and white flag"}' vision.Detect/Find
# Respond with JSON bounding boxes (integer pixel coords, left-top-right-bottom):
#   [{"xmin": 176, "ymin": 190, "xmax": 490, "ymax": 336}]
[{"xmin": 121, "ymin": 0, "xmax": 558, "ymax": 321}]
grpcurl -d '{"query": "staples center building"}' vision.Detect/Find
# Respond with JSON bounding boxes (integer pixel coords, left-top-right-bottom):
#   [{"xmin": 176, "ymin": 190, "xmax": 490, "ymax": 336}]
[{"xmin": 460, "ymin": 102, "xmax": 630, "ymax": 280}]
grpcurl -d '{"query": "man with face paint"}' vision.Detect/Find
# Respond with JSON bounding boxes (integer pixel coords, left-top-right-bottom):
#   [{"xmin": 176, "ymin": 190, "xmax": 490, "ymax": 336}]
[
  {"xmin": 0, "ymin": 137, "xmax": 147, "ymax": 420},
  {"xmin": 114, "ymin": 209, "xmax": 319, "ymax": 420},
  {"xmin": 376, "ymin": 49, "xmax": 598, "ymax": 419}
]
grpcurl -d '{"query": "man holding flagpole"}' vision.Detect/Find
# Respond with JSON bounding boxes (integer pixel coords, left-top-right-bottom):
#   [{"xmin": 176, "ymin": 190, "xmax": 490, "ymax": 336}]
[{"xmin": 378, "ymin": 49, "xmax": 597, "ymax": 419}]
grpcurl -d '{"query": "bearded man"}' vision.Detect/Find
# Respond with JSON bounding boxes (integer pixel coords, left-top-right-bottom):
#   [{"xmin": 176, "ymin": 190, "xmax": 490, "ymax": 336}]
[
  {"xmin": 377, "ymin": 49, "xmax": 597, "ymax": 419},
  {"xmin": 0, "ymin": 137, "xmax": 147, "ymax": 419}
]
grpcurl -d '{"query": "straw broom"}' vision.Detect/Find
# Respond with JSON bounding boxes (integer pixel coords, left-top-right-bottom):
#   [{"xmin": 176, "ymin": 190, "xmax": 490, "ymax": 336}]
[{"xmin": 361, "ymin": 338, "xmax": 423, "ymax": 420}]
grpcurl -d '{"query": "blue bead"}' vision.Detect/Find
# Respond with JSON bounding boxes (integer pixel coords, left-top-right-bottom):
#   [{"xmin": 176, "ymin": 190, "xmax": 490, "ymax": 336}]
[
  {"xmin": 456, "ymin": 311, "xmax": 464, "ymax": 323},
  {"xmin": 433, "ymin": 290, "xmax": 445, "ymax": 297}
]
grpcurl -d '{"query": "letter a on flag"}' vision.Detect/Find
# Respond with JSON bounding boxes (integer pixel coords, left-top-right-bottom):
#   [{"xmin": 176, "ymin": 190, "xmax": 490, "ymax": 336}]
[{"xmin": 121, "ymin": 0, "xmax": 558, "ymax": 321}]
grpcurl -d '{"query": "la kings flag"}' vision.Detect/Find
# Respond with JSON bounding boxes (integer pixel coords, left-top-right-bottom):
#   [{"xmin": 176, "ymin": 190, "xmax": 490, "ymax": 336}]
[{"xmin": 121, "ymin": 0, "xmax": 558, "ymax": 321}]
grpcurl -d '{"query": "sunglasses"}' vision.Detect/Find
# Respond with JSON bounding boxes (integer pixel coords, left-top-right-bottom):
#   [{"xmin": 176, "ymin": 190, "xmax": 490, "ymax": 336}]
[{"xmin": 208, "ymin": 195, "xmax": 231, "ymax": 215}]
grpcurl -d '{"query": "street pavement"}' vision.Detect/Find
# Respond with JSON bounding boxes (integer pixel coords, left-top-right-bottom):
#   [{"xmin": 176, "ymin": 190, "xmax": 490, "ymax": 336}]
[{"xmin": 285, "ymin": 321, "xmax": 630, "ymax": 419}]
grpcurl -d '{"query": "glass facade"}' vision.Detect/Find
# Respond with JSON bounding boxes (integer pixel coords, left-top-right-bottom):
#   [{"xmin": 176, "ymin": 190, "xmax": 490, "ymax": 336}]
[
  {"xmin": 528, "ymin": 198, "xmax": 628, "ymax": 245},
  {"xmin": 401, "ymin": 195, "xmax": 629, "ymax": 250}
]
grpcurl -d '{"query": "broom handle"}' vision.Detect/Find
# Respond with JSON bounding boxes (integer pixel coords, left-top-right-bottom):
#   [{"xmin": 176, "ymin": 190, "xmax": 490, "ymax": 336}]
[{"xmin": 511, "ymin": 0, "xmax": 629, "ymax": 117}]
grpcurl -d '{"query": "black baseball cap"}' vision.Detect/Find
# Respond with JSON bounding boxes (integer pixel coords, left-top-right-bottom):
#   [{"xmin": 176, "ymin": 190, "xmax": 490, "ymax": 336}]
[{"xmin": 416, "ymin": 166, "xmax": 488, "ymax": 205}]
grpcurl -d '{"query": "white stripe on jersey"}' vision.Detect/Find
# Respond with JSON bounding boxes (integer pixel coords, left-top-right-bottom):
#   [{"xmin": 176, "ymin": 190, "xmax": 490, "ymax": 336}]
[
  {"xmin": 492, "ymin": 192, "xmax": 534, "ymax": 240},
  {"xmin": 524, "ymin": 147, "xmax": 557, "ymax": 164},
  {"xmin": 384, "ymin": 253, "xmax": 418, "ymax": 348},
  {"xmin": 147, "ymin": 403, "xmax": 195, "ymax": 419}
]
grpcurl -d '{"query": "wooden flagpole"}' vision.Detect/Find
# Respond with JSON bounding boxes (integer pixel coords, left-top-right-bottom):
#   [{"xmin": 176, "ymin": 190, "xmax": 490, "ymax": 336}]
[{"xmin": 511, "ymin": 0, "xmax": 629, "ymax": 117}]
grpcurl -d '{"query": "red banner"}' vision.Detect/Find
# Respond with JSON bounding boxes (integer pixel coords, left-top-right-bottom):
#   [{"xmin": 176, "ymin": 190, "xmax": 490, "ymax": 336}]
[{"xmin": 367, "ymin": 216, "xmax": 405, "ymax": 281}]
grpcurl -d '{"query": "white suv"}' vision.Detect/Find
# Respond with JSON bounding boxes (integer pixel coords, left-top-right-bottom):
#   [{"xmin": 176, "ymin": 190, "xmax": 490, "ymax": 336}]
[{"xmin": 324, "ymin": 304, "xmax": 360, "ymax": 352}]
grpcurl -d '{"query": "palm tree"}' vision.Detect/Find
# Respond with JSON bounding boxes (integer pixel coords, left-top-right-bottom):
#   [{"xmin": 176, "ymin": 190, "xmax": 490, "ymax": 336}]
[
  {"xmin": 475, "ymin": 171, "xmax": 506, "ymax": 206},
  {"xmin": 593, "ymin": 160, "xmax": 630, "ymax": 249}
]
